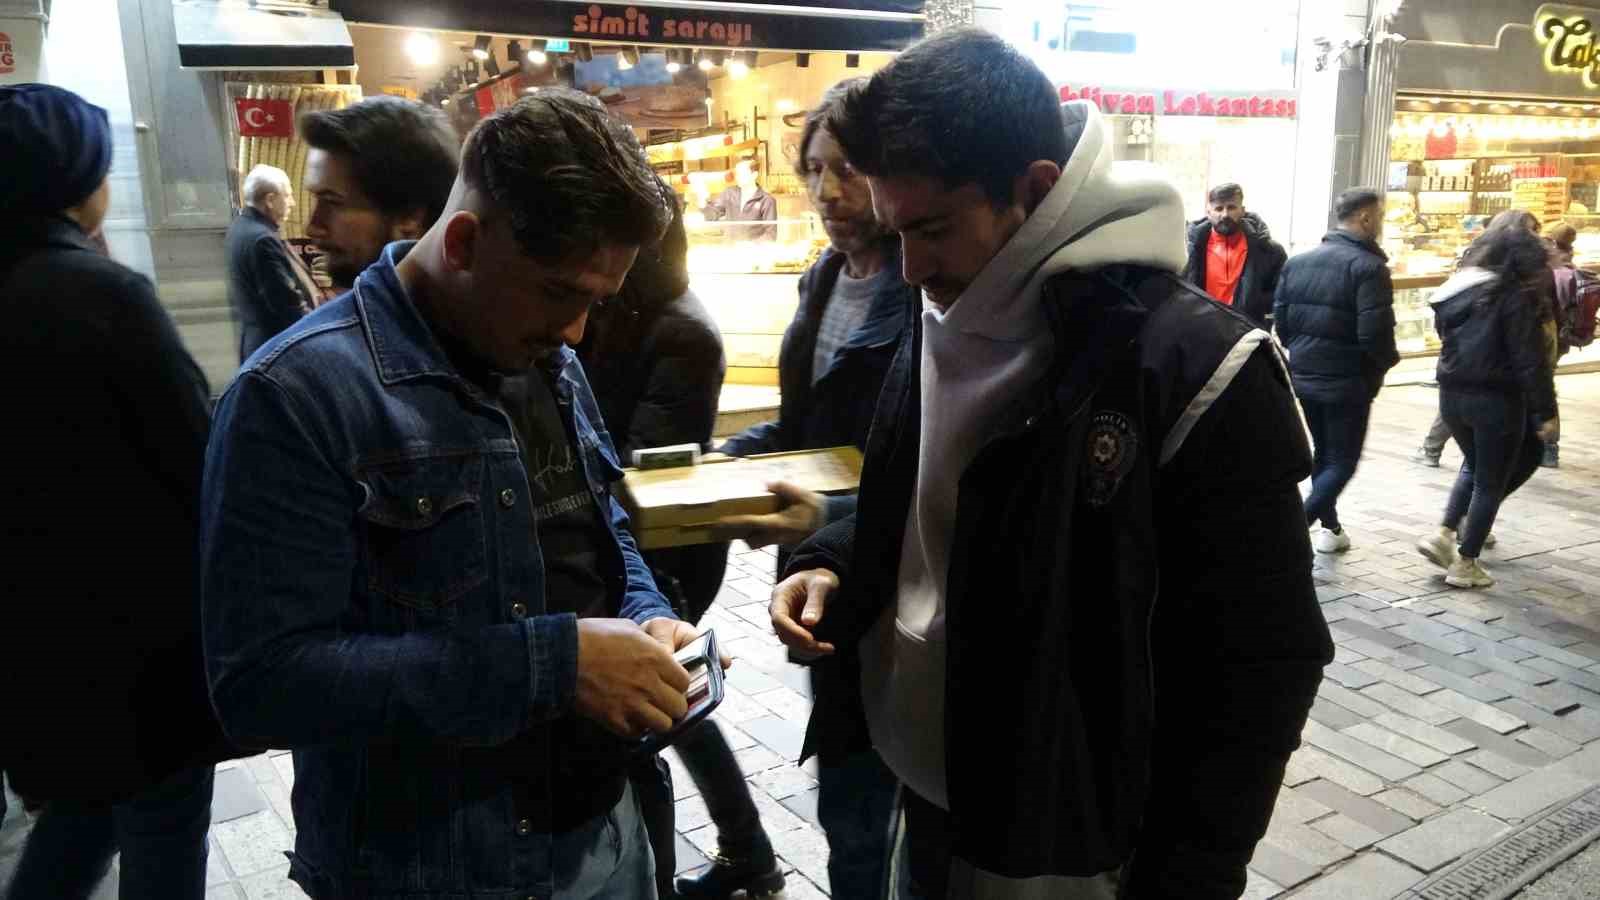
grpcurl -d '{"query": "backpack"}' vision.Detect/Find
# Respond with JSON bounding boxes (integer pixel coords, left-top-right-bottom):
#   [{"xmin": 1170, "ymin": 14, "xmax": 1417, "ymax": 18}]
[{"xmin": 1554, "ymin": 267, "xmax": 1600, "ymax": 349}]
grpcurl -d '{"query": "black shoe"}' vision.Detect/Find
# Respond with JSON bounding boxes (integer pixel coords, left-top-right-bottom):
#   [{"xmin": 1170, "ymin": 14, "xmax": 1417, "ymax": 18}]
[
  {"xmin": 675, "ymin": 850, "xmax": 785, "ymax": 899},
  {"xmin": 1543, "ymin": 444, "xmax": 1560, "ymax": 468}
]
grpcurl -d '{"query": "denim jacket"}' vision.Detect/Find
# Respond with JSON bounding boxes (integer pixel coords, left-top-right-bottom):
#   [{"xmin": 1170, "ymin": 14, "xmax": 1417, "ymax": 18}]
[{"xmin": 199, "ymin": 242, "xmax": 676, "ymax": 899}]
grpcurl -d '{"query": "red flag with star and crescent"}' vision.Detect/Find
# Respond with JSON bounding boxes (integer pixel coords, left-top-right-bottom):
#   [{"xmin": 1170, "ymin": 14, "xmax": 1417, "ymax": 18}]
[{"xmin": 235, "ymin": 98, "xmax": 294, "ymax": 138}]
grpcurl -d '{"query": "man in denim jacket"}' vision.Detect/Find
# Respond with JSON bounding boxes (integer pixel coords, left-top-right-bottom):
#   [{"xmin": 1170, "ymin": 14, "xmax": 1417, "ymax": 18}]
[{"xmin": 200, "ymin": 90, "xmax": 701, "ymax": 900}]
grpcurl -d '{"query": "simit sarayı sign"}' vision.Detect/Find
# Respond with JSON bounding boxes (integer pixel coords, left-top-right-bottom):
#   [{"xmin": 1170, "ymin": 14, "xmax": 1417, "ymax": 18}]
[
  {"xmin": 1059, "ymin": 84, "xmax": 1298, "ymax": 119},
  {"xmin": 0, "ymin": 32, "xmax": 14, "ymax": 74}
]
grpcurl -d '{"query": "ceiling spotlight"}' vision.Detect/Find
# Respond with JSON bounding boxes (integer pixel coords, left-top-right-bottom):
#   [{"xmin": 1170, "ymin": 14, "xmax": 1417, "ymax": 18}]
[
  {"xmin": 697, "ymin": 49, "xmax": 714, "ymax": 71},
  {"xmin": 742, "ymin": 50, "xmax": 758, "ymax": 67},
  {"xmin": 484, "ymin": 54, "xmax": 501, "ymax": 78},
  {"xmin": 708, "ymin": 49, "xmax": 726, "ymax": 67},
  {"xmin": 472, "ymin": 35, "xmax": 491, "ymax": 61},
  {"xmin": 727, "ymin": 59, "xmax": 749, "ymax": 79},
  {"xmin": 576, "ymin": 42, "xmax": 594, "ymax": 62},
  {"xmin": 405, "ymin": 31, "xmax": 438, "ymax": 66},
  {"xmin": 795, "ymin": 52, "xmax": 810, "ymax": 68},
  {"xmin": 526, "ymin": 38, "xmax": 548, "ymax": 66},
  {"xmin": 507, "ymin": 41, "xmax": 524, "ymax": 65},
  {"xmin": 618, "ymin": 46, "xmax": 640, "ymax": 70},
  {"xmin": 666, "ymin": 48, "xmax": 683, "ymax": 73},
  {"xmin": 845, "ymin": 53, "xmax": 860, "ymax": 68}
]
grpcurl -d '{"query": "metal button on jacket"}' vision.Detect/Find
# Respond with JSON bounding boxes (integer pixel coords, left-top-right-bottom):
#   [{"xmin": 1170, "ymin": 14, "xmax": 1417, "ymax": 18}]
[
  {"xmin": 499, "ymin": 488, "xmax": 516, "ymax": 508},
  {"xmin": 510, "ymin": 602, "xmax": 528, "ymax": 619},
  {"xmin": 516, "ymin": 818, "xmax": 532, "ymax": 836},
  {"xmin": 415, "ymin": 497, "xmax": 433, "ymax": 516}
]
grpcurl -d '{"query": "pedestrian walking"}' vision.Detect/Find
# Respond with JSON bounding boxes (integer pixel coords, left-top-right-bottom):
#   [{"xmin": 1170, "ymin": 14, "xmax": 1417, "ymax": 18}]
[
  {"xmin": 1274, "ymin": 187, "xmax": 1400, "ymax": 554},
  {"xmin": 299, "ymin": 96, "xmax": 459, "ymax": 289},
  {"xmin": 573, "ymin": 185, "xmax": 777, "ymax": 900},
  {"xmin": 1183, "ymin": 182, "xmax": 1287, "ymax": 328},
  {"xmin": 709, "ymin": 80, "xmax": 912, "ymax": 900},
  {"xmin": 1, "ymin": 83, "xmax": 243, "ymax": 900},
  {"xmin": 1416, "ymin": 225, "xmax": 1558, "ymax": 589},
  {"xmin": 768, "ymin": 29, "xmax": 1332, "ymax": 899},
  {"xmin": 225, "ymin": 164, "xmax": 320, "ymax": 362},
  {"xmin": 201, "ymin": 90, "xmax": 706, "ymax": 899},
  {"xmin": 1414, "ymin": 209, "xmax": 1545, "ymax": 466}
]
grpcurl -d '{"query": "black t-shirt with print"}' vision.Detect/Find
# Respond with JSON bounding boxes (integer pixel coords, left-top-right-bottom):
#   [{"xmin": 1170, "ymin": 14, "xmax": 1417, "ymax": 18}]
[
  {"xmin": 439, "ymin": 332, "xmax": 631, "ymax": 830},
  {"xmin": 500, "ymin": 360, "xmax": 633, "ymax": 829}
]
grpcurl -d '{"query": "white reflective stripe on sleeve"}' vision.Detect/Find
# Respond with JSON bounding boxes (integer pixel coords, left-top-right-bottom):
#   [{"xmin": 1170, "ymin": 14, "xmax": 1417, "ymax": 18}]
[{"xmin": 1158, "ymin": 328, "xmax": 1276, "ymax": 467}]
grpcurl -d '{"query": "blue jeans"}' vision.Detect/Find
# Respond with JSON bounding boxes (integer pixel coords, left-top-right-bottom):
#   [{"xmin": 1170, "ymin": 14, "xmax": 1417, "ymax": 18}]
[
  {"xmin": 4, "ymin": 764, "xmax": 214, "ymax": 900},
  {"xmin": 1441, "ymin": 388, "xmax": 1527, "ymax": 559},
  {"xmin": 1297, "ymin": 379, "xmax": 1372, "ymax": 532},
  {"xmin": 818, "ymin": 749, "xmax": 899, "ymax": 900},
  {"xmin": 553, "ymin": 782, "xmax": 657, "ymax": 900}
]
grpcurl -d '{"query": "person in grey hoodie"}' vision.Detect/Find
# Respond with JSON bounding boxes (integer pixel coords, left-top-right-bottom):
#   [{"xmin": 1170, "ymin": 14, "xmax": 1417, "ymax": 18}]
[{"xmin": 767, "ymin": 28, "xmax": 1330, "ymax": 900}]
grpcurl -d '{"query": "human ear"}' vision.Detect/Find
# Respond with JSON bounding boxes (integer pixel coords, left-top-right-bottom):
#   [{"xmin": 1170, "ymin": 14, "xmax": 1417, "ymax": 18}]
[{"xmin": 441, "ymin": 212, "xmax": 480, "ymax": 274}]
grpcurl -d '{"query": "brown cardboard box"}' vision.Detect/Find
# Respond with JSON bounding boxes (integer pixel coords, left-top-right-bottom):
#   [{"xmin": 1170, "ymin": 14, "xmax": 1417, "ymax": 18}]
[{"xmin": 619, "ymin": 446, "xmax": 863, "ymax": 549}]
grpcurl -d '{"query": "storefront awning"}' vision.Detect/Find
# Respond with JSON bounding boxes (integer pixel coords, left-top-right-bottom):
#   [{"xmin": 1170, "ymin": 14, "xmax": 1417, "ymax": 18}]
[
  {"xmin": 173, "ymin": 0, "xmax": 356, "ymax": 70},
  {"xmin": 332, "ymin": 0, "xmax": 923, "ymax": 53}
]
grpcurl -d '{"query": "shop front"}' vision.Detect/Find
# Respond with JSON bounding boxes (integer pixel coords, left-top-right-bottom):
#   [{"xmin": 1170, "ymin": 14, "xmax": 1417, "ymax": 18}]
[
  {"xmin": 124, "ymin": 0, "xmax": 921, "ymax": 411},
  {"xmin": 978, "ymin": 0, "xmax": 1311, "ymax": 247},
  {"xmin": 1385, "ymin": 0, "xmax": 1600, "ymax": 358}
]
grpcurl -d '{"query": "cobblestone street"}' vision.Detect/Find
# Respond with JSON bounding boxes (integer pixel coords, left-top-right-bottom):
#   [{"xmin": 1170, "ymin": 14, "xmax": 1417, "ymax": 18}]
[{"xmin": 5, "ymin": 373, "xmax": 1600, "ymax": 899}]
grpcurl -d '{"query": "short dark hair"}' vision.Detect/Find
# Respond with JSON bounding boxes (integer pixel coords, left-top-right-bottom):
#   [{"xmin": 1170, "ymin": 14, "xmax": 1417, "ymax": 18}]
[
  {"xmin": 795, "ymin": 78, "xmax": 867, "ymax": 177},
  {"xmin": 1208, "ymin": 183, "xmax": 1243, "ymax": 205},
  {"xmin": 826, "ymin": 28, "xmax": 1069, "ymax": 206},
  {"xmin": 1546, "ymin": 221, "xmax": 1578, "ymax": 251},
  {"xmin": 461, "ymin": 88, "xmax": 671, "ymax": 262},
  {"xmin": 299, "ymin": 97, "xmax": 459, "ymax": 230},
  {"xmin": 1334, "ymin": 187, "xmax": 1383, "ymax": 222}
]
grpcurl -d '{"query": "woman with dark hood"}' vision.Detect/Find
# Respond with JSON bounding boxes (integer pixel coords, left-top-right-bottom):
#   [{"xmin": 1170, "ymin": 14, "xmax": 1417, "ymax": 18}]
[
  {"xmin": 577, "ymin": 184, "xmax": 785, "ymax": 899},
  {"xmin": 1, "ymin": 83, "xmax": 242, "ymax": 900}
]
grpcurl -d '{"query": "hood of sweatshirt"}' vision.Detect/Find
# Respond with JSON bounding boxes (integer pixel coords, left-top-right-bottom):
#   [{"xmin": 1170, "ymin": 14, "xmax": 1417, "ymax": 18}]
[
  {"xmin": 1429, "ymin": 267, "xmax": 1498, "ymax": 308},
  {"xmin": 941, "ymin": 101, "xmax": 1188, "ymax": 342}
]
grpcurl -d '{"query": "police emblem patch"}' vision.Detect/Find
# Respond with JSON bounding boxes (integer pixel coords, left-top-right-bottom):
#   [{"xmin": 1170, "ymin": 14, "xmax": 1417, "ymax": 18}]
[{"xmin": 1083, "ymin": 410, "xmax": 1139, "ymax": 508}]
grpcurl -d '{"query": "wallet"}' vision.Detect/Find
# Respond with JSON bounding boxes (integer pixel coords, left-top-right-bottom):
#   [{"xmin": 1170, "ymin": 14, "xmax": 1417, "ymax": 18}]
[{"xmin": 636, "ymin": 628, "xmax": 724, "ymax": 755}]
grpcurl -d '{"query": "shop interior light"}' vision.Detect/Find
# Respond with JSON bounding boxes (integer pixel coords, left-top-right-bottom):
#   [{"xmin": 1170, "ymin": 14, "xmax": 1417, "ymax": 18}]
[
  {"xmin": 697, "ymin": 49, "xmax": 715, "ymax": 71},
  {"xmin": 576, "ymin": 42, "xmax": 594, "ymax": 62},
  {"xmin": 527, "ymin": 39, "xmax": 549, "ymax": 66},
  {"xmin": 666, "ymin": 49, "xmax": 683, "ymax": 73},
  {"xmin": 405, "ymin": 31, "xmax": 439, "ymax": 66},
  {"xmin": 776, "ymin": 98, "xmax": 796, "ymax": 113},
  {"xmin": 618, "ymin": 46, "xmax": 640, "ymax": 70},
  {"xmin": 472, "ymin": 35, "xmax": 492, "ymax": 61},
  {"xmin": 727, "ymin": 59, "xmax": 749, "ymax": 79},
  {"xmin": 845, "ymin": 53, "xmax": 860, "ymax": 68}
]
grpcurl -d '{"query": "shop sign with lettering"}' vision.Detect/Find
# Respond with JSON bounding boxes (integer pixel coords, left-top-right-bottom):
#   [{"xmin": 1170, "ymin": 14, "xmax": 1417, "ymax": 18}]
[
  {"xmin": 332, "ymin": 0, "xmax": 923, "ymax": 52},
  {"xmin": 1536, "ymin": 3, "xmax": 1600, "ymax": 88},
  {"xmin": 0, "ymin": 32, "xmax": 14, "ymax": 74},
  {"xmin": 1058, "ymin": 84, "xmax": 1298, "ymax": 119}
]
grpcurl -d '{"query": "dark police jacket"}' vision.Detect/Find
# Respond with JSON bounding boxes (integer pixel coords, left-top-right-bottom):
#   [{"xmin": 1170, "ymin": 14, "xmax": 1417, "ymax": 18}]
[{"xmin": 787, "ymin": 264, "xmax": 1332, "ymax": 897}]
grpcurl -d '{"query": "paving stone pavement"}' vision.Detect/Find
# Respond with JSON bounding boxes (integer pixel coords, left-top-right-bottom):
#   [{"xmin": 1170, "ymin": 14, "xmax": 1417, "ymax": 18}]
[{"xmin": 4, "ymin": 374, "xmax": 1600, "ymax": 899}]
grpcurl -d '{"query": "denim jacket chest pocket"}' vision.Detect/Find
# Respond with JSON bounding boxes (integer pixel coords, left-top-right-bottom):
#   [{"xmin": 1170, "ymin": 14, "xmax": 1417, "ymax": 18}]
[{"xmin": 356, "ymin": 452, "xmax": 489, "ymax": 615}]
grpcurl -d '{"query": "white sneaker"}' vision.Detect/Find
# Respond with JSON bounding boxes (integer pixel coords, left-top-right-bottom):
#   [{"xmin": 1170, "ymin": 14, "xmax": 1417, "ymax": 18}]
[
  {"xmin": 1313, "ymin": 527, "xmax": 1352, "ymax": 554},
  {"xmin": 1417, "ymin": 528, "xmax": 1459, "ymax": 569},
  {"xmin": 1446, "ymin": 557, "xmax": 1495, "ymax": 589}
]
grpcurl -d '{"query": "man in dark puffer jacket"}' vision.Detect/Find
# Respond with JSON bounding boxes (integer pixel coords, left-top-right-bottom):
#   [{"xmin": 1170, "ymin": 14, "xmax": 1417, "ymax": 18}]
[
  {"xmin": 1275, "ymin": 187, "xmax": 1400, "ymax": 556},
  {"xmin": 1183, "ymin": 183, "xmax": 1287, "ymax": 328}
]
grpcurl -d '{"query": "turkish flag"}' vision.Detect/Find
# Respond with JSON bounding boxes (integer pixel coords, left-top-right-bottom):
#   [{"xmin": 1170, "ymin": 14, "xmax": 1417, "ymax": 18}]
[{"xmin": 236, "ymin": 98, "xmax": 294, "ymax": 138}]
